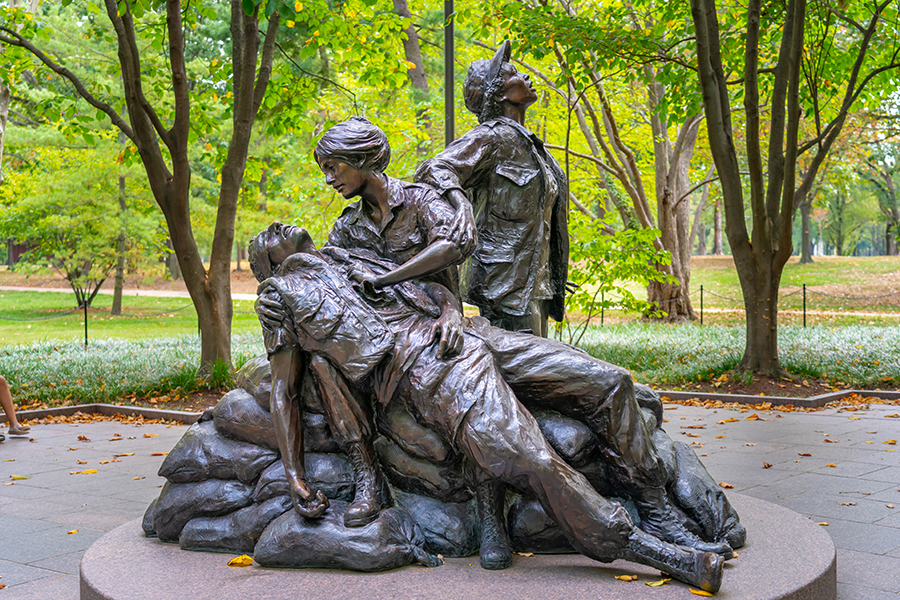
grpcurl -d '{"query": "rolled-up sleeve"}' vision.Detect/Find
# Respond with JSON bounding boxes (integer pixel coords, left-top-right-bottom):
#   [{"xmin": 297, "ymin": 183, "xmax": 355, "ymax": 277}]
[{"xmin": 414, "ymin": 126, "xmax": 497, "ymax": 197}]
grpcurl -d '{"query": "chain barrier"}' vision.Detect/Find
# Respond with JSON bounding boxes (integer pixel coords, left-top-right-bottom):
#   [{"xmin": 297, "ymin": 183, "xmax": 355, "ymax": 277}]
[
  {"xmin": 0, "ymin": 306, "xmax": 82, "ymax": 322},
  {"xmin": 806, "ymin": 289, "xmax": 900, "ymax": 301},
  {"xmin": 92, "ymin": 304, "xmax": 194, "ymax": 318}
]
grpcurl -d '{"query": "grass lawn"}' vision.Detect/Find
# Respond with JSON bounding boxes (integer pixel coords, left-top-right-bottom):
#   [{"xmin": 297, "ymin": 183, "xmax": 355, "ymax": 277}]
[{"xmin": 0, "ymin": 290, "xmax": 260, "ymax": 345}]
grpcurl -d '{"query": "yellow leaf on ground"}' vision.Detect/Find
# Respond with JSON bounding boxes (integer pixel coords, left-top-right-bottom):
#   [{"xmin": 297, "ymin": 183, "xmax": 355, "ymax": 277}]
[
  {"xmin": 716, "ymin": 435, "xmax": 726, "ymax": 439},
  {"xmin": 817, "ymin": 522, "xmax": 829, "ymax": 526},
  {"xmin": 885, "ymin": 414, "xmax": 899, "ymax": 418},
  {"xmin": 114, "ymin": 453, "xmax": 135, "ymax": 457},
  {"xmin": 826, "ymin": 464, "xmax": 837, "ymax": 468},
  {"xmin": 689, "ymin": 589, "xmax": 714, "ymax": 596},
  {"xmin": 717, "ymin": 418, "xmax": 739, "ymax": 424},
  {"xmin": 799, "ymin": 453, "xmax": 811, "ymax": 457},
  {"xmin": 151, "ymin": 452, "xmax": 168, "ymax": 456},
  {"xmin": 67, "ymin": 529, "xmax": 78, "ymax": 534},
  {"xmin": 884, "ymin": 440, "xmax": 897, "ymax": 445},
  {"xmin": 614, "ymin": 574, "xmax": 638, "ymax": 581},
  {"xmin": 718, "ymin": 482, "xmax": 734, "ymax": 489},
  {"xmin": 143, "ymin": 434, "xmax": 159, "ymax": 438},
  {"xmin": 745, "ymin": 414, "xmax": 760, "ymax": 420},
  {"xmin": 10, "ymin": 475, "xmax": 28, "ymax": 480},
  {"xmin": 227, "ymin": 555, "xmax": 253, "ymax": 567},
  {"xmin": 887, "ymin": 504, "xmax": 895, "ymax": 509},
  {"xmin": 824, "ymin": 439, "xmax": 838, "ymax": 443},
  {"xmin": 645, "ymin": 578, "xmax": 671, "ymax": 587},
  {"xmin": 81, "ymin": 469, "xmax": 98, "ymax": 475},
  {"xmin": 515, "ymin": 552, "xmax": 534, "ymax": 557},
  {"xmin": 763, "ymin": 463, "xmax": 773, "ymax": 469},
  {"xmin": 133, "ymin": 477, "xmax": 145, "ymax": 481},
  {"xmin": 2, "ymin": 482, "xmax": 14, "ymax": 486}
]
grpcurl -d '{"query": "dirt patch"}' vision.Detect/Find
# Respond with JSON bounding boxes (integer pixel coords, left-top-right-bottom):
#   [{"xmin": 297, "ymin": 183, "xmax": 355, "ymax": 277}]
[{"xmin": 123, "ymin": 389, "xmax": 227, "ymax": 413}]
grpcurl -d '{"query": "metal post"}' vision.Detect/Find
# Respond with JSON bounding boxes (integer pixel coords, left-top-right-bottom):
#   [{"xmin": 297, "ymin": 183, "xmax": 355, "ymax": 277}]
[
  {"xmin": 699, "ymin": 285, "xmax": 704, "ymax": 325},
  {"xmin": 803, "ymin": 283, "xmax": 806, "ymax": 328},
  {"xmin": 83, "ymin": 302, "xmax": 88, "ymax": 348},
  {"xmin": 444, "ymin": 0, "xmax": 454, "ymax": 147}
]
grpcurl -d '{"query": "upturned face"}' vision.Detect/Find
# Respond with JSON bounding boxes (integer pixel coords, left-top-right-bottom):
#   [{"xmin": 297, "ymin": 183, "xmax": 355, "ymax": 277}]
[
  {"xmin": 267, "ymin": 225, "xmax": 308, "ymax": 266},
  {"xmin": 318, "ymin": 157, "xmax": 367, "ymax": 199},
  {"xmin": 499, "ymin": 62, "xmax": 537, "ymax": 107}
]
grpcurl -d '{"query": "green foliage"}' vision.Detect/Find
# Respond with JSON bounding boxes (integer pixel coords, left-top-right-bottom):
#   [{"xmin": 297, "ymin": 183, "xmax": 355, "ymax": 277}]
[
  {"xmin": 0, "ymin": 138, "xmax": 165, "ymax": 307},
  {"xmin": 557, "ymin": 211, "xmax": 677, "ymax": 344},
  {"xmin": 578, "ymin": 323, "xmax": 900, "ymax": 388},
  {"xmin": 0, "ymin": 332, "xmax": 264, "ymax": 406}
]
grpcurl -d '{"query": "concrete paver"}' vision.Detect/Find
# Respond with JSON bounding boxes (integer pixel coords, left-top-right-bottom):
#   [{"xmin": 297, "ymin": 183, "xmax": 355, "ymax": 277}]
[{"xmin": 0, "ymin": 402, "xmax": 897, "ymax": 599}]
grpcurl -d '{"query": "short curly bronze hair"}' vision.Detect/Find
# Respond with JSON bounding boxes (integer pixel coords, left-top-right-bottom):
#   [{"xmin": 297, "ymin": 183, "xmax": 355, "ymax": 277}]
[{"xmin": 314, "ymin": 117, "xmax": 391, "ymax": 173}]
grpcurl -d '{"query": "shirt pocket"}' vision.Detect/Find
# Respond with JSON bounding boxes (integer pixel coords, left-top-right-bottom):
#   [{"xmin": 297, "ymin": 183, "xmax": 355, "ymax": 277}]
[{"xmin": 490, "ymin": 162, "xmax": 540, "ymax": 222}]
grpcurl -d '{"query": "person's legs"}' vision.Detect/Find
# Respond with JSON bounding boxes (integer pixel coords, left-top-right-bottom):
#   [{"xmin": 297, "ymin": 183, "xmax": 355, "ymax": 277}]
[
  {"xmin": 455, "ymin": 387, "xmax": 723, "ymax": 593},
  {"xmin": 479, "ymin": 328, "xmax": 731, "ymax": 555},
  {"xmin": 309, "ymin": 355, "xmax": 391, "ymax": 527},
  {"xmin": 0, "ymin": 376, "xmax": 29, "ymax": 434},
  {"xmin": 479, "ymin": 300, "xmax": 548, "ymax": 337}
]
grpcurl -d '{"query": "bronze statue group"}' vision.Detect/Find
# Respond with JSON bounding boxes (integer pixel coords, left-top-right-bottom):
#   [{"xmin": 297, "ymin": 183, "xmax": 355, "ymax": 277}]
[{"xmin": 246, "ymin": 42, "xmax": 744, "ymax": 593}]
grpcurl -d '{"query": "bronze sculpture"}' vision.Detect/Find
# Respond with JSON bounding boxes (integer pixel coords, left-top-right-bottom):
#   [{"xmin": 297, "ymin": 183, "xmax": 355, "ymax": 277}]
[{"xmin": 143, "ymin": 60, "xmax": 745, "ymax": 595}]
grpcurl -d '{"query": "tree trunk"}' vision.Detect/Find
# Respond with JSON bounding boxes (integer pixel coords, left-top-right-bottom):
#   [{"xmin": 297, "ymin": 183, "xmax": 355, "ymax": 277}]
[
  {"xmin": 697, "ymin": 225, "xmax": 707, "ymax": 255},
  {"xmin": 112, "ymin": 174, "xmax": 127, "ymax": 315},
  {"xmin": 393, "ymin": 0, "xmax": 430, "ymax": 150},
  {"xmin": 712, "ymin": 198, "xmax": 723, "ymax": 254},
  {"xmin": 739, "ymin": 267, "xmax": 784, "ymax": 375},
  {"xmin": 799, "ymin": 196, "xmax": 813, "ymax": 263},
  {"xmin": 887, "ymin": 221, "xmax": 898, "ymax": 256}
]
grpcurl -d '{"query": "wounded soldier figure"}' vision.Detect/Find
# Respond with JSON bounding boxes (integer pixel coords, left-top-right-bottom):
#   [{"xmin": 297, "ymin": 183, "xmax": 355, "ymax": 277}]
[{"xmin": 249, "ymin": 223, "xmax": 732, "ymax": 593}]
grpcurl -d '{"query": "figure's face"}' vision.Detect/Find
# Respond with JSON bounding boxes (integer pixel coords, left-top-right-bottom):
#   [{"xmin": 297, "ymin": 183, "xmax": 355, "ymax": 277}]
[
  {"xmin": 499, "ymin": 62, "xmax": 537, "ymax": 107},
  {"xmin": 319, "ymin": 157, "xmax": 367, "ymax": 199},
  {"xmin": 268, "ymin": 225, "xmax": 307, "ymax": 266}
]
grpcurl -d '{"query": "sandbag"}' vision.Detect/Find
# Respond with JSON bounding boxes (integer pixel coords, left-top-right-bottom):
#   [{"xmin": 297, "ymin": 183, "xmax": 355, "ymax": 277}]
[
  {"xmin": 179, "ymin": 495, "xmax": 292, "ymax": 553},
  {"xmin": 158, "ymin": 420, "xmax": 278, "ymax": 484},
  {"xmin": 142, "ymin": 497, "xmax": 158, "ymax": 538},
  {"xmin": 376, "ymin": 400, "xmax": 456, "ymax": 465},
  {"xmin": 375, "ymin": 436, "xmax": 471, "ymax": 503},
  {"xmin": 507, "ymin": 494, "xmax": 573, "ymax": 554},
  {"xmin": 254, "ymin": 454, "xmax": 354, "ymax": 503},
  {"xmin": 394, "ymin": 490, "xmax": 479, "ymax": 557},
  {"xmin": 213, "ymin": 389, "xmax": 278, "ymax": 450},
  {"xmin": 635, "ymin": 382, "xmax": 663, "ymax": 430},
  {"xmin": 254, "ymin": 501, "xmax": 441, "ymax": 571},
  {"xmin": 532, "ymin": 409, "xmax": 599, "ymax": 468},
  {"xmin": 152, "ymin": 479, "xmax": 254, "ymax": 542},
  {"xmin": 235, "ymin": 354, "xmax": 273, "ymax": 411}
]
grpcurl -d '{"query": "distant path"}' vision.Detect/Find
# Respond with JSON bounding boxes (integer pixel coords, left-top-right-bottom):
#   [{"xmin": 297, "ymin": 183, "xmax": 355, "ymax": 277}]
[{"xmin": 0, "ymin": 286, "xmax": 257, "ymax": 301}]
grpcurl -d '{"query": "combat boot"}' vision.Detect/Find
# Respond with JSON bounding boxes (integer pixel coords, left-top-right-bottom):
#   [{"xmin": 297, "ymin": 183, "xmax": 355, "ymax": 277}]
[
  {"xmin": 637, "ymin": 486, "xmax": 733, "ymax": 557},
  {"xmin": 623, "ymin": 527, "xmax": 724, "ymax": 594},
  {"xmin": 344, "ymin": 441, "xmax": 392, "ymax": 528},
  {"xmin": 476, "ymin": 480, "xmax": 512, "ymax": 570}
]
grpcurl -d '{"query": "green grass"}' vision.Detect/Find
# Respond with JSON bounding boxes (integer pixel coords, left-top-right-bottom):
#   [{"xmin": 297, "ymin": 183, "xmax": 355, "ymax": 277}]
[
  {"xmin": 575, "ymin": 322, "xmax": 900, "ymax": 388},
  {"xmin": 0, "ymin": 291, "xmax": 260, "ymax": 345},
  {"xmin": 1, "ymin": 333, "xmax": 265, "ymax": 406}
]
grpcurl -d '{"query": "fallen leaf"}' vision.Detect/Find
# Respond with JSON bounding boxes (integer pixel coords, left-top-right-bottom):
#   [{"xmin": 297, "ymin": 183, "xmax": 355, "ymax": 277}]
[
  {"xmin": 681, "ymin": 425, "xmax": 705, "ymax": 429},
  {"xmin": 733, "ymin": 552, "xmax": 739, "ymax": 558},
  {"xmin": 68, "ymin": 447, "xmax": 78, "ymax": 451},
  {"xmin": 716, "ymin": 435, "xmax": 726, "ymax": 439},
  {"xmin": 645, "ymin": 578, "xmax": 671, "ymax": 587},
  {"xmin": 745, "ymin": 413, "xmax": 760, "ymax": 421},
  {"xmin": 227, "ymin": 555, "xmax": 253, "ymax": 567},
  {"xmin": 0, "ymin": 583, "xmax": 5, "ymax": 589},
  {"xmin": 109, "ymin": 437, "xmax": 123, "ymax": 442},
  {"xmin": 10, "ymin": 475, "xmax": 28, "ymax": 480},
  {"xmin": 3, "ymin": 459, "xmax": 14, "ymax": 462},
  {"xmin": 76, "ymin": 460, "xmax": 87, "ymax": 465},
  {"xmin": 81, "ymin": 469, "xmax": 98, "ymax": 475},
  {"xmin": 29, "ymin": 438, "xmax": 36, "ymax": 443},
  {"xmin": 683, "ymin": 432, "xmax": 702, "ymax": 438},
  {"xmin": 826, "ymin": 464, "xmax": 837, "ymax": 468},
  {"xmin": 718, "ymin": 482, "xmax": 734, "ymax": 489},
  {"xmin": 114, "ymin": 453, "xmax": 135, "ymax": 457},
  {"xmin": 77, "ymin": 435, "xmax": 90, "ymax": 441},
  {"xmin": 2, "ymin": 482, "xmax": 14, "ymax": 486},
  {"xmin": 799, "ymin": 453, "xmax": 812, "ymax": 457},
  {"xmin": 837, "ymin": 502, "xmax": 856, "ymax": 506},
  {"xmin": 615, "ymin": 574, "xmax": 638, "ymax": 581},
  {"xmin": 151, "ymin": 452, "xmax": 168, "ymax": 456},
  {"xmin": 143, "ymin": 433, "xmax": 159, "ymax": 438},
  {"xmin": 689, "ymin": 589, "xmax": 714, "ymax": 597},
  {"xmin": 718, "ymin": 417, "xmax": 739, "ymax": 424},
  {"xmin": 886, "ymin": 414, "xmax": 899, "ymax": 418},
  {"xmin": 745, "ymin": 443, "xmax": 757, "ymax": 446},
  {"xmin": 67, "ymin": 529, "xmax": 78, "ymax": 535},
  {"xmin": 763, "ymin": 463, "xmax": 773, "ymax": 469},
  {"xmin": 133, "ymin": 476, "xmax": 145, "ymax": 481},
  {"xmin": 515, "ymin": 552, "xmax": 534, "ymax": 557},
  {"xmin": 849, "ymin": 416, "xmax": 861, "ymax": 420},
  {"xmin": 884, "ymin": 440, "xmax": 897, "ymax": 445},
  {"xmin": 817, "ymin": 522, "xmax": 829, "ymax": 526},
  {"xmin": 824, "ymin": 439, "xmax": 838, "ymax": 443},
  {"xmin": 887, "ymin": 504, "xmax": 895, "ymax": 509}
]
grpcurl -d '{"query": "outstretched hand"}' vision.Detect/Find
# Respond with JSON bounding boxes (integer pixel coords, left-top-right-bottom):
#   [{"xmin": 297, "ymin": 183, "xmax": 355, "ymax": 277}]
[
  {"xmin": 430, "ymin": 304, "xmax": 464, "ymax": 359},
  {"xmin": 290, "ymin": 477, "xmax": 329, "ymax": 519}
]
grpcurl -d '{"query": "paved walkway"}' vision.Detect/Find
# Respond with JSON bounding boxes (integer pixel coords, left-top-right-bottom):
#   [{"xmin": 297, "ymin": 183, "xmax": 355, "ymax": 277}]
[{"xmin": 1, "ymin": 403, "xmax": 898, "ymax": 599}]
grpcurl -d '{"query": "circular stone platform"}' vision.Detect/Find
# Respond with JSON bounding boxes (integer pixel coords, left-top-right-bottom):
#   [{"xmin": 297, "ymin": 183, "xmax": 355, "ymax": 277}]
[{"xmin": 80, "ymin": 494, "xmax": 835, "ymax": 600}]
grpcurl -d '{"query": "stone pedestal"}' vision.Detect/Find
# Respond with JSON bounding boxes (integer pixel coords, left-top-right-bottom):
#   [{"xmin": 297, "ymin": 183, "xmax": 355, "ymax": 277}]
[{"xmin": 80, "ymin": 493, "xmax": 835, "ymax": 600}]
